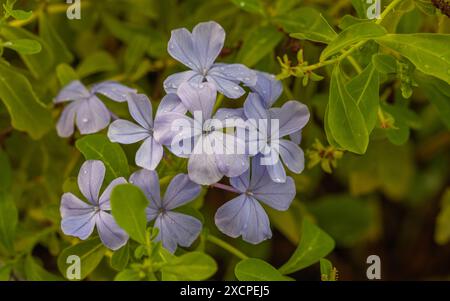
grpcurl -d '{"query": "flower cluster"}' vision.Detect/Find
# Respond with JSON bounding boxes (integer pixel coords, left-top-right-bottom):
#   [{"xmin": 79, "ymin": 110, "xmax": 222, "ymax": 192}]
[{"xmin": 56, "ymin": 21, "xmax": 310, "ymax": 252}]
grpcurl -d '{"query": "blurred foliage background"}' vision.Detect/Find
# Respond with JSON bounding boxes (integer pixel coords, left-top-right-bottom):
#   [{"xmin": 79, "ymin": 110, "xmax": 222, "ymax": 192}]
[{"xmin": 0, "ymin": 0, "xmax": 449, "ymax": 281}]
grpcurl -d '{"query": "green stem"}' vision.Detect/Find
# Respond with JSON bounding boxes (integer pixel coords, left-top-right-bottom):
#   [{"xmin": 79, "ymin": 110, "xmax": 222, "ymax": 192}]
[{"xmin": 207, "ymin": 235, "xmax": 249, "ymax": 260}]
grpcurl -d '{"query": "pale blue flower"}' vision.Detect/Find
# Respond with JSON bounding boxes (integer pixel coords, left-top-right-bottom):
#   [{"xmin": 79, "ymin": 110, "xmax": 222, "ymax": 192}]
[
  {"xmin": 107, "ymin": 93, "xmax": 185, "ymax": 170},
  {"xmin": 60, "ymin": 160, "xmax": 128, "ymax": 250},
  {"xmin": 55, "ymin": 80, "xmax": 137, "ymax": 137},
  {"xmin": 154, "ymin": 82, "xmax": 249, "ymax": 185},
  {"xmin": 215, "ymin": 156, "xmax": 296, "ymax": 244},
  {"xmin": 130, "ymin": 169, "xmax": 202, "ymax": 253},
  {"xmin": 164, "ymin": 21, "xmax": 257, "ymax": 99}
]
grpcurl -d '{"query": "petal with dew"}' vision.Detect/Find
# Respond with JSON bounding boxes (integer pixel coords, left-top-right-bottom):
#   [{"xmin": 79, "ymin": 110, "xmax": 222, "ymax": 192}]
[
  {"xmin": 192, "ymin": 21, "xmax": 225, "ymax": 71},
  {"xmin": 75, "ymin": 96, "xmax": 111, "ymax": 135},
  {"xmin": 78, "ymin": 160, "xmax": 105, "ymax": 205}
]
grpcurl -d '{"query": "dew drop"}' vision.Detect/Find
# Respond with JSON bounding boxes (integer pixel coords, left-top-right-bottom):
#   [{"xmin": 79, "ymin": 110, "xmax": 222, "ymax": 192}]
[
  {"xmin": 82, "ymin": 118, "xmax": 89, "ymax": 123},
  {"xmin": 233, "ymin": 86, "xmax": 240, "ymax": 90}
]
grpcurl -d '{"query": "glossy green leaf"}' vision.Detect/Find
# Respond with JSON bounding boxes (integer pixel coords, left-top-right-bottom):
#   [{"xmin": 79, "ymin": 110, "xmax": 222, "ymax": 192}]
[
  {"xmin": 327, "ymin": 65, "xmax": 369, "ymax": 154},
  {"xmin": 347, "ymin": 63, "xmax": 379, "ymax": 132},
  {"xmin": 235, "ymin": 258, "xmax": 289, "ymax": 281},
  {"xmin": 111, "ymin": 243, "xmax": 130, "ymax": 271},
  {"xmin": 375, "ymin": 34, "xmax": 450, "ymax": 83},
  {"xmin": 0, "ymin": 26, "xmax": 54, "ymax": 78},
  {"xmin": 3, "ymin": 3, "xmax": 32, "ymax": 20},
  {"xmin": 110, "ymin": 184, "xmax": 148, "ymax": 245},
  {"xmin": 25, "ymin": 255, "xmax": 63, "ymax": 281},
  {"xmin": 76, "ymin": 134, "xmax": 130, "ymax": 183},
  {"xmin": 321, "ymin": 22, "xmax": 387, "ymax": 60},
  {"xmin": 0, "ymin": 63, "xmax": 52, "ymax": 139},
  {"xmin": 161, "ymin": 252, "xmax": 217, "ymax": 281},
  {"xmin": 274, "ymin": 7, "xmax": 337, "ymax": 43},
  {"xmin": 57, "ymin": 237, "xmax": 107, "ymax": 280},
  {"xmin": 2, "ymin": 39, "xmax": 41, "ymax": 54},
  {"xmin": 279, "ymin": 219, "xmax": 335, "ymax": 275},
  {"xmin": 237, "ymin": 26, "xmax": 283, "ymax": 67}
]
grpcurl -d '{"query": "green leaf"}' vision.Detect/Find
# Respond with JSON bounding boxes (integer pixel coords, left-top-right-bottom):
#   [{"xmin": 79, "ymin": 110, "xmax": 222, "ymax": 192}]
[
  {"xmin": 76, "ymin": 51, "xmax": 117, "ymax": 78},
  {"xmin": 2, "ymin": 39, "xmax": 41, "ymax": 54},
  {"xmin": 320, "ymin": 258, "xmax": 337, "ymax": 281},
  {"xmin": 236, "ymin": 26, "xmax": 283, "ymax": 67},
  {"xmin": 114, "ymin": 269, "xmax": 142, "ymax": 281},
  {"xmin": 275, "ymin": 7, "xmax": 337, "ymax": 43},
  {"xmin": 161, "ymin": 252, "xmax": 217, "ymax": 281},
  {"xmin": 57, "ymin": 237, "xmax": 107, "ymax": 280},
  {"xmin": 0, "ymin": 26, "xmax": 54, "ymax": 78},
  {"xmin": 3, "ymin": 3, "xmax": 32, "ymax": 20},
  {"xmin": 435, "ymin": 189, "xmax": 450, "ymax": 245},
  {"xmin": 321, "ymin": 22, "xmax": 387, "ymax": 60},
  {"xmin": 76, "ymin": 134, "xmax": 129, "ymax": 183},
  {"xmin": 110, "ymin": 184, "xmax": 148, "ymax": 245},
  {"xmin": 39, "ymin": 13, "xmax": 73, "ymax": 64},
  {"xmin": 417, "ymin": 74, "xmax": 450, "ymax": 129},
  {"xmin": 327, "ymin": 65, "xmax": 369, "ymax": 154},
  {"xmin": 375, "ymin": 34, "xmax": 450, "ymax": 83},
  {"xmin": 235, "ymin": 258, "xmax": 289, "ymax": 281},
  {"xmin": 25, "ymin": 256, "xmax": 63, "ymax": 281},
  {"xmin": 110, "ymin": 243, "xmax": 130, "ymax": 271},
  {"xmin": 279, "ymin": 219, "xmax": 335, "ymax": 275},
  {"xmin": 0, "ymin": 63, "xmax": 52, "ymax": 139},
  {"xmin": 56, "ymin": 63, "xmax": 79, "ymax": 87},
  {"xmin": 347, "ymin": 63, "xmax": 379, "ymax": 133},
  {"xmin": 0, "ymin": 193, "xmax": 17, "ymax": 253},
  {"xmin": 230, "ymin": 0, "xmax": 265, "ymax": 15},
  {"xmin": 372, "ymin": 53, "xmax": 397, "ymax": 74}
]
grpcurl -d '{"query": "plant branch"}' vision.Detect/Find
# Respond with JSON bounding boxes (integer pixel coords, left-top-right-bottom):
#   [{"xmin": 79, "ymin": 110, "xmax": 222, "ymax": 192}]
[{"xmin": 207, "ymin": 234, "xmax": 249, "ymax": 260}]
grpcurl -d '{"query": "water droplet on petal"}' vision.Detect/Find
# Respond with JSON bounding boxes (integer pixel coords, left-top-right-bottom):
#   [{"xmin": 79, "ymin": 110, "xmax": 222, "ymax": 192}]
[
  {"xmin": 233, "ymin": 86, "xmax": 240, "ymax": 90},
  {"xmin": 82, "ymin": 118, "xmax": 89, "ymax": 123}
]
